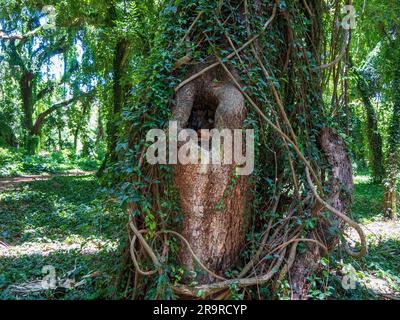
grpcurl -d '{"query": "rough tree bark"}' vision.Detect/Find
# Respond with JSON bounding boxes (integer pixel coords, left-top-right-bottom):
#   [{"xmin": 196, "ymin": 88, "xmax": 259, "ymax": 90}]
[
  {"xmin": 290, "ymin": 128, "xmax": 354, "ymax": 299},
  {"xmin": 126, "ymin": 0, "xmax": 360, "ymax": 299},
  {"xmin": 172, "ymin": 65, "xmax": 248, "ymax": 282}
]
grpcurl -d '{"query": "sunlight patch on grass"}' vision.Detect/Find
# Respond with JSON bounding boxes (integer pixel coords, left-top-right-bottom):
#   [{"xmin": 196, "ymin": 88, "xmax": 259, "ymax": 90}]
[
  {"xmin": 353, "ymin": 175, "xmax": 372, "ymax": 184},
  {"xmin": 0, "ymin": 238, "xmax": 118, "ymax": 258}
]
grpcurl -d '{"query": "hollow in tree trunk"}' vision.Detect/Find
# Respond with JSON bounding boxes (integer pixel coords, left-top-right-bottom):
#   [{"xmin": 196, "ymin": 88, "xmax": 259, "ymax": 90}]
[{"xmin": 172, "ymin": 65, "xmax": 249, "ymax": 283}]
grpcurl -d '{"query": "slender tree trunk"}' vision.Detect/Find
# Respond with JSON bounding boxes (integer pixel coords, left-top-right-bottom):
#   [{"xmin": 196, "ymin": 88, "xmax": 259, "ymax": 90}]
[
  {"xmin": 290, "ymin": 128, "xmax": 354, "ymax": 299},
  {"xmin": 20, "ymin": 71, "xmax": 39, "ymax": 154},
  {"xmin": 73, "ymin": 126, "xmax": 79, "ymax": 152},
  {"xmin": 383, "ymin": 59, "xmax": 400, "ymax": 219},
  {"xmin": 109, "ymin": 39, "xmax": 130, "ymax": 163},
  {"xmin": 384, "ymin": 152, "xmax": 398, "ymax": 219},
  {"xmin": 126, "ymin": 0, "xmax": 358, "ymax": 299},
  {"xmin": 96, "ymin": 110, "xmax": 105, "ymax": 145},
  {"xmin": 97, "ymin": 39, "xmax": 130, "ymax": 176},
  {"xmin": 357, "ymin": 78, "xmax": 385, "ymax": 183}
]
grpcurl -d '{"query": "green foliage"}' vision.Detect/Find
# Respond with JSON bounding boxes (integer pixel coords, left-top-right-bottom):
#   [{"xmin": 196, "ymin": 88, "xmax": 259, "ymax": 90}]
[
  {"xmin": 0, "ymin": 147, "xmax": 100, "ymax": 177},
  {"xmin": 351, "ymin": 175, "xmax": 385, "ymax": 223}
]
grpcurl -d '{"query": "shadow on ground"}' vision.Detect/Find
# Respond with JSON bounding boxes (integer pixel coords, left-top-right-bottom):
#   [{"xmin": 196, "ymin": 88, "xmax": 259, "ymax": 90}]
[
  {"xmin": 0, "ymin": 248, "xmax": 123, "ymax": 300},
  {"xmin": 0, "ymin": 175, "xmax": 123, "ymax": 245}
]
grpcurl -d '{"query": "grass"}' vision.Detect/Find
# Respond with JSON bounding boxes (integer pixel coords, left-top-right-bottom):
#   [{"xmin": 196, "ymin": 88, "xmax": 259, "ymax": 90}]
[
  {"xmin": 0, "ymin": 175, "xmax": 127, "ymax": 300},
  {"xmin": 351, "ymin": 175, "xmax": 385, "ymax": 223},
  {"xmin": 0, "ymin": 147, "xmax": 101, "ymax": 177}
]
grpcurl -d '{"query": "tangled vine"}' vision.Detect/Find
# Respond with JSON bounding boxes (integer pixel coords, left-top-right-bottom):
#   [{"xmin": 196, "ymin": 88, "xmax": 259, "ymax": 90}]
[{"xmin": 110, "ymin": 0, "xmax": 366, "ymax": 300}]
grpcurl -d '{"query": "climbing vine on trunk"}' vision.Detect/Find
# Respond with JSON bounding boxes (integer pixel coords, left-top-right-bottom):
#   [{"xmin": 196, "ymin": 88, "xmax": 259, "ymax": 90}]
[
  {"xmin": 111, "ymin": 0, "xmax": 366, "ymax": 300},
  {"xmin": 383, "ymin": 56, "xmax": 400, "ymax": 219}
]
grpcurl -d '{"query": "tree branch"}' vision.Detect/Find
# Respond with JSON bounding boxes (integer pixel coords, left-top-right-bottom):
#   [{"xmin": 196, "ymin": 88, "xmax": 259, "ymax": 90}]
[
  {"xmin": 0, "ymin": 26, "xmax": 44, "ymax": 42},
  {"xmin": 32, "ymin": 90, "xmax": 95, "ymax": 135},
  {"xmin": 35, "ymin": 82, "xmax": 57, "ymax": 102},
  {"xmin": 35, "ymin": 39, "xmax": 69, "ymax": 67}
]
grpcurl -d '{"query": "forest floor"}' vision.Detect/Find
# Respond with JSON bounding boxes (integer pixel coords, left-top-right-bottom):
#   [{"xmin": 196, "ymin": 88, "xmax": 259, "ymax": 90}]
[
  {"xmin": 328, "ymin": 175, "xmax": 400, "ymax": 300},
  {"xmin": 0, "ymin": 170, "xmax": 398, "ymax": 300},
  {"xmin": 0, "ymin": 173, "xmax": 126, "ymax": 299},
  {"xmin": 0, "ymin": 171, "xmax": 94, "ymax": 192}
]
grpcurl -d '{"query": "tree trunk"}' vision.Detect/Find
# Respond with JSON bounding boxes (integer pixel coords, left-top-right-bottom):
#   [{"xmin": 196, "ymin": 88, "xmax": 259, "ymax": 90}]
[
  {"xmin": 172, "ymin": 75, "xmax": 249, "ymax": 282},
  {"xmin": 0, "ymin": 120, "xmax": 17, "ymax": 147},
  {"xmin": 20, "ymin": 71, "xmax": 39, "ymax": 154},
  {"xmin": 96, "ymin": 110, "xmax": 105, "ymax": 145},
  {"xmin": 290, "ymin": 128, "xmax": 354, "ymax": 299},
  {"xmin": 73, "ymin": 102, "xmax": 90, "ymax": 153},
  {"xmin": 109, "ymin": 39, "xmax": 130, "ymax": 163},
  {"xmin": 357, "ymin": 78, "xmax": 385, "ymax": 183},
  {"xmin": 98, "ymin": 38, "xmax": 130, "ymax": 176},
  {"xmin": 383, "ymin": 58, "xmax": 400, "ymax": 219},
  {"xmin": 384, "ymin": 152, "xmax": 397, "ymax": 219}
]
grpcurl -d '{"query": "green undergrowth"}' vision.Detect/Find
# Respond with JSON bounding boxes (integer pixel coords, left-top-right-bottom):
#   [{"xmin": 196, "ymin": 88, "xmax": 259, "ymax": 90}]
[
  {"xmin": 0, "ymin": 175, "xmax": 126, "ymax": 299},
  {"xmin": 317, "ymin": 175, "xmax": 399, "ymax": 300},
  {"xmin": 351, "ymin": 174, "xmax": 386, "ymax": 223},
  {"xmin": 0, "ymin": 147, "xmax": 101, "ymax": 177}
]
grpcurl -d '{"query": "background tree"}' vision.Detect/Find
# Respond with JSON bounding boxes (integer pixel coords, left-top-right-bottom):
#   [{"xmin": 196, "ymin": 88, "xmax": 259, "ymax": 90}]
[
  {"xmin": 353, "ymin": 53, "xmax": 385, "ymax": 183},
  {"xmin": 382, "ymin": 40, "xmax": 400, "ymax": 219},
  {"xmin": 0, "ymin": 3, "xmax": 98, "ymax": 153},
  {"xmin": 350, "ymin": 0, "xmax": 400, "ymax": 218}
]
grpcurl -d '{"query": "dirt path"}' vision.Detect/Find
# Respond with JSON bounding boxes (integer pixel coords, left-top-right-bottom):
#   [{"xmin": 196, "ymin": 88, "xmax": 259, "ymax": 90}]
[
  {"xmin": 347, "ymin": 219, "xmax": 400, "ymax": 245},
  {"xmin": 0, "ymin": 170, "xmax": 95, "ymax": 192},
  {"xmin": 360, "ymin": 219, "xmax": 400, "ymax": 239}
]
